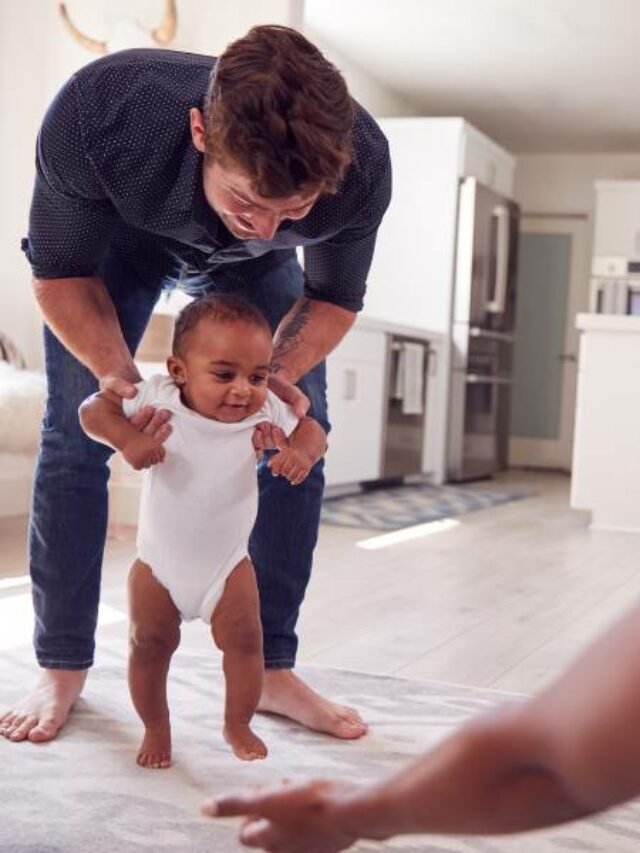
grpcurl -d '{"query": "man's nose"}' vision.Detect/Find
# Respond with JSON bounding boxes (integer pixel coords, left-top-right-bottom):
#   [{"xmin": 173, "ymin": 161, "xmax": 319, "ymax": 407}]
[{"xmin": 253, "ymin": 210, "xmax": 280, "ymax": 240}]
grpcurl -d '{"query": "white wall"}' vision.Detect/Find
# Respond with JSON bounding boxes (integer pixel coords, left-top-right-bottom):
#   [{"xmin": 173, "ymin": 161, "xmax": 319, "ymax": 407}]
[
  {"xmin": 0, "ymin": 0, "xmax": 298, "ymax": 369},
  {"xmin": 514, "ymin": 154, "xmax": 640, "ymax": 216},
  {"xmin": 302, "ymin": 29, "xmax": 419, "ymax": 118}
]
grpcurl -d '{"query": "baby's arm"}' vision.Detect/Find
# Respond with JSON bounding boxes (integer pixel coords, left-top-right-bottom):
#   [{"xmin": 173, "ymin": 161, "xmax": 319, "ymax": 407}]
[
  {"xmin": 267, "ymin": 416, "xmax": 327, "ymax": 486},
  {"xmin": 79, "ymin": 391, "xmax": 166, "ymax": 470}
]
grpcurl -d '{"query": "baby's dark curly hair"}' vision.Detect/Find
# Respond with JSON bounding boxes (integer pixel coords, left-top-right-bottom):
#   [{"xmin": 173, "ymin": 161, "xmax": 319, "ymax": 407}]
[{"xmin": 172, "ymin": 294, "xmax": 272, "ymax": 358}]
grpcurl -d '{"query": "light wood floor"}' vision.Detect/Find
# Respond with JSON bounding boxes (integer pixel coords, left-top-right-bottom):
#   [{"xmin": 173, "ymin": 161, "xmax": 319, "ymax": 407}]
[{"xmin": 2, "ymin": 470, "xmax": 639, "ymax": 696}]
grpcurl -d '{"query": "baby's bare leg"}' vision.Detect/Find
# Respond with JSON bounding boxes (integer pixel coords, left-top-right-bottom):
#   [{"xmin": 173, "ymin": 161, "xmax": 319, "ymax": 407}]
[
  {"xmin": 128, "ymin": 559, "xmax": 181, "ymax": 769},
  {"xmin": 211, "ymin": 558, "xmax": 267, "ymax": 761}
]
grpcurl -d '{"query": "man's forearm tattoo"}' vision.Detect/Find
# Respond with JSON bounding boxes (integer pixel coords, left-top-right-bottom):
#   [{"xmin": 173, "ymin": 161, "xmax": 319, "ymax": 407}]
[{"xmin": 270, "ymin": 299, "xmax": 314, "ymax": 375}]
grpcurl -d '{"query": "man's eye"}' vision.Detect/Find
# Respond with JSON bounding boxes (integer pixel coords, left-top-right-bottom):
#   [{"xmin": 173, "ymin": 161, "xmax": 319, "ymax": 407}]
[{"xmin": 233, "ymin": 195, "xmax": 254, "ymax": 209}]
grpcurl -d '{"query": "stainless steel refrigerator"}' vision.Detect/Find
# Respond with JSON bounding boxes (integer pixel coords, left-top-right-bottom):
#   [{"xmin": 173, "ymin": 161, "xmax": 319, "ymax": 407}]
[{"xmin": 447, "ymin": 177, "xmax": 520, "ymax": 481}]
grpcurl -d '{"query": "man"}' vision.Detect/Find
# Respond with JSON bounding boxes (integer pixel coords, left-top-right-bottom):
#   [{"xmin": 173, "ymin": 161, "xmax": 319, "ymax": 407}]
[
  {"xmin": 206, "ymin": 597, "xmax": 640, "ymax": 850},
  {"xmin": 0, "ymin": 25, "xmax": 391, "ymax": 743}
]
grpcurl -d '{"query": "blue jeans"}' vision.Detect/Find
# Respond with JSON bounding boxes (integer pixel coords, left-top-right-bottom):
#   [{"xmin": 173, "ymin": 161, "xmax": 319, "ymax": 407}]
[{"xmin": 30, "ymin": 248, "xmax": 329, "ymax": 670}]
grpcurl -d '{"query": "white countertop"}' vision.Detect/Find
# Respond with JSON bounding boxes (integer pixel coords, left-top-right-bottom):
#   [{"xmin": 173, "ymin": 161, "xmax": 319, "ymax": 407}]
[
  {"xmin": 355, "ymin": 315, "xmax": 446, "ymax": 342},
  {"xmin": 576, "ymin": 313, "xmax": 640, "ymax": 333}
]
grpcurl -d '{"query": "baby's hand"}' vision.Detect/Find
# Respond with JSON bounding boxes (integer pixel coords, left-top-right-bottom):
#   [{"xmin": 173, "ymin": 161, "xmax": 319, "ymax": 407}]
[
  {"xmin": 268, "ymin": 445, "xmax": 313, "ymax": 486},
  {"xmin": 122, "ymin": 433, "xmax": 166, "ymax": 470}
]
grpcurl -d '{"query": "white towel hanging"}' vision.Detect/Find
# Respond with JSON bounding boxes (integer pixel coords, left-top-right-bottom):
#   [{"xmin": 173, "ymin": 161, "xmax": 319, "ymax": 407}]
[{"xmin": 394, "ymin": 342, "xmax": 424, "ymax": 415}]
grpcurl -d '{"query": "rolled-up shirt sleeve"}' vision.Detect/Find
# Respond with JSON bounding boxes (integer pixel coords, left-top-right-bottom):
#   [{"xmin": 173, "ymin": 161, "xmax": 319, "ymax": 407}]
[
  {"xmin": 23, "ymin": 77, "xmax": 117, "ymax": 280},
  {"xmin": 303, "ymin": 151, "xmax": 392, "ymax": 312}
]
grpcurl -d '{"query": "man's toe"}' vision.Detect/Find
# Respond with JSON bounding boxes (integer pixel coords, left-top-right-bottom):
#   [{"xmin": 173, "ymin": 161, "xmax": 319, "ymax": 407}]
[
  {"xmin": 9, "ymin": 715, "xmax": 38, "ymax": 742},
  {"xmin": 28, "ymin": 716, "xmax": 60, "ymax": 742}
]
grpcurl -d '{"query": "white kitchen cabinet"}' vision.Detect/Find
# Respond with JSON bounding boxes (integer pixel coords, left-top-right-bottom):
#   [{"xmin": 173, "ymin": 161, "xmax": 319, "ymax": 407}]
[
  {"xmin": 570, "ymin": 313, "xmax": 640, "ymax": 531},
  {"xmin": 593, "ymin": 181, "xmax": 640, "ymax": 258},
  {"xmin": 324, "ymin": 326, "xmax": 387, "ymax": 487},
  {"xmin": 460, "ymin": 123, "xmax": 515, "ymax": 199}
]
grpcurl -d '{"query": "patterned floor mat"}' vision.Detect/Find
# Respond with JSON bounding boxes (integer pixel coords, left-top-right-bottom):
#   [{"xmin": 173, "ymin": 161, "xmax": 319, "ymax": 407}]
[{"xmin": 321, "ymin": 481, "xmax": 531, "ymax": 529}]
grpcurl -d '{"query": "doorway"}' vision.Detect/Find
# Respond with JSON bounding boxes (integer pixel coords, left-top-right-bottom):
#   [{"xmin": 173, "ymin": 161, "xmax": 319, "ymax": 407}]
[{"xmin": 509, "ymin": 216, "xmax": 589, "ymax": 472}]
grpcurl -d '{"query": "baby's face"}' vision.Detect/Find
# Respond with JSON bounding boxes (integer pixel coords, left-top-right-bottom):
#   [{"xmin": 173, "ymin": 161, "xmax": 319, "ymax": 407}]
[{"xmin": 171, "ymin": 318, "xmax": 272, "ymax": 422}]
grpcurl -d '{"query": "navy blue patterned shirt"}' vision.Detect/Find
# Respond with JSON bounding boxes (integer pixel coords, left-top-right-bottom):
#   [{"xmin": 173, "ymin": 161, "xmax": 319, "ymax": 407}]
[{"xmin": 24, "ymin": 49, "xmax": 391, "ymax": 312}]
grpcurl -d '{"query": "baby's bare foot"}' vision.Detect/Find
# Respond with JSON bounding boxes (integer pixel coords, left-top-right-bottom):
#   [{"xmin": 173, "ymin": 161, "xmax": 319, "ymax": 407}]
[
  {"xmin": 223, "ymin": 722, "xmax": 268, "ymax": 761},
  {"xmin": 137, "ymin": 718, "xmax": 172, "ymax": 769}
]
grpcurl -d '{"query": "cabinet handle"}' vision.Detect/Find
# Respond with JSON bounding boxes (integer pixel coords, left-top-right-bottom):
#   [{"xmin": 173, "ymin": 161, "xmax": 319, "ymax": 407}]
[{"xmin": 343, "ymin": 368, "xmax": 357, "ymax": 400}]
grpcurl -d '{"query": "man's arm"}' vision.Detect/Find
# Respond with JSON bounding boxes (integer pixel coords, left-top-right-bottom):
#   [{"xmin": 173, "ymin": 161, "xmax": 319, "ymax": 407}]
[
  {"xmin": 34, "ymin": 276, "xmax": 140, "ymax": 389},
  {"xmin": 79, "ymin": 391, "xmax": 165, "ymax": 470},
  {"xmin": 35, "ymin": 276, "xmax": 172, "ymax": 439},
  {"xmin": 270, "ymin": 297, "xmax": 356, "ymax": 384},
  {"xmin": 265, "ymin": 297, "xmax": 356, "ymax": 419},
  {"xmin": 208, "ymin": 599, "xmax": 640, "ymax": 850}
]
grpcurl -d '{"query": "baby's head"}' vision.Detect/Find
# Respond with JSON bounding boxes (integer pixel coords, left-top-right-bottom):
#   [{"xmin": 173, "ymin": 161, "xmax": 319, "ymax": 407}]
[{"xmin": 168, "ymin": 294, "xmax": 273, "ymax": 422}]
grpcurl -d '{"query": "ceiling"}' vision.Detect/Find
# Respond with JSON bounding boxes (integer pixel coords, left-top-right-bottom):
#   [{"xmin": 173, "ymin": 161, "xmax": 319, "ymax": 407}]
[{"xmin": 304, "ymin": 0, "xmax": 640, "ymax": 154}]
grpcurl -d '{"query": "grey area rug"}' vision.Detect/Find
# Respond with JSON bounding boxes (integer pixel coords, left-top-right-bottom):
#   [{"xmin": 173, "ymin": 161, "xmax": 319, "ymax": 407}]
[
  {"xmin": 3, "ymin": 638, "xmax": 640, "ymax": 852},
  {"xmin": 321, "ymin": 482, "xmax": 531, "ymax": 530}
]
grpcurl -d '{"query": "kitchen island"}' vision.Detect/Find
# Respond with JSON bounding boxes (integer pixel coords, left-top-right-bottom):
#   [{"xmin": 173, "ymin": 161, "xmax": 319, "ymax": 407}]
[{"xmin": 571, "ymin": 313, "xmax": 640, "ymax": 531}]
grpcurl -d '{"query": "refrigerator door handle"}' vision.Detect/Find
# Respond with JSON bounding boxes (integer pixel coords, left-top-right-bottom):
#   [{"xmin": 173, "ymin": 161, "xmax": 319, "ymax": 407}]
[
  {"xmin": 487, "ymin": 205, "xmax": 510, "ymax": 314},
  {"xmin": 466, "ymin": 374, "xmax": 513, "ymax": 386},
  {"xmin": 469, "ymin": 326, "xmax": 516, "ymax": 343}
]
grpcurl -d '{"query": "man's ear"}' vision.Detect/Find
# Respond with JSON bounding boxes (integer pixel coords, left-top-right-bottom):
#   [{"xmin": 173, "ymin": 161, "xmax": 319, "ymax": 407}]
[
  {"xmin": 190, "ymin": 107, "xmax": 206, "ymax": 154},
  {"xmin": 167, "ymin": 355, "xmax": 186, "ymax": 385}
]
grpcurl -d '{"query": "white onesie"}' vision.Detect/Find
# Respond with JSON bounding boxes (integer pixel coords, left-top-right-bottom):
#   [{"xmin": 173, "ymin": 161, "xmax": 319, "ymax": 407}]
[{"xmin": 122, "ymin": 374, "xmax": 299, "ymax": 622}]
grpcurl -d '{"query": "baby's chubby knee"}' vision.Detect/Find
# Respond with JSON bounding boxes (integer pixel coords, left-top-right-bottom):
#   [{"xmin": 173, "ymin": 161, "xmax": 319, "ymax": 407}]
[
  {"xmin": 213, "ymin": 616, "xmax": 263, "ymax": 657},
  {"xmin": 129, "ymin": 623, "xmax": 180, "ymax": 661}
]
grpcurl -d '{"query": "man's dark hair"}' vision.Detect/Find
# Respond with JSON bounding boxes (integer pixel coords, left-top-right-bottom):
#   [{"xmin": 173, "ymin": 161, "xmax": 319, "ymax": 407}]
[
  {"xmin": 172, "ymin": 294, "xmax": 272, "ymax": 357},
  {"xmin": 204, "ymin": 25, "xmax": 355, "ymax": 198}
]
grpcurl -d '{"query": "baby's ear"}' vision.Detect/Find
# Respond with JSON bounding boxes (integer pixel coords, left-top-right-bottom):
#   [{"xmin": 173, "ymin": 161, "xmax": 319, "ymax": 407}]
[{"xmin": 167, "ymin": 355, "xmax": 186, "ymax": 385}]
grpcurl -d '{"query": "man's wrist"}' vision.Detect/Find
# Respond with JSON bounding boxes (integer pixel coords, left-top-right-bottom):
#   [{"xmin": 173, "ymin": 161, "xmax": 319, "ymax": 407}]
[
  {"xmin": 98, "ymin": 364, "xmax": 142, "ymax": 385},
  {"xmin": 93, "ymin": 350, "xmax": 140, "ymax": 381},
  {"xmin": 269, "ymin": 361, "xmax": 297, "ymax": 384}
]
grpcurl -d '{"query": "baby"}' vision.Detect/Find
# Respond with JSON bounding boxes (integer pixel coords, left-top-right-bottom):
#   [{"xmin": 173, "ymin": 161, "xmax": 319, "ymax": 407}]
[{"xmin": 79, "ymin": 294, "xmax": 326, "ymax": 767}]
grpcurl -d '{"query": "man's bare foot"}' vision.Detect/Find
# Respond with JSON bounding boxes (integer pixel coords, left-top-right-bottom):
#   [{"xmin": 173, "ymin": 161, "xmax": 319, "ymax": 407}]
[
  {"xmin": 0, "ymin": 669, "xmax": 87, "ymax": 743},
  {"xmin": 257, "ymin": 670, "xmax": 368, "ymax": 740},
  {"xmin": 223, "ymin": 722, "xmax": 268, "ymax": 761},
  {"xmin": 137, "ymin": 718, "xmax": 172, "ymax": 769}
]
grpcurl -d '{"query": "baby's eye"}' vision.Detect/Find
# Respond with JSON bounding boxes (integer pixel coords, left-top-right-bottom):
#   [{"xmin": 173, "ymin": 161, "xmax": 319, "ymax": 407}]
[
  {"xmin": 250, "ymin": 374, "xmax": 267, "ymax": 385},
  {"xmin": 214, "ymin": 372, "xmax": 234, "ymax": 381}
]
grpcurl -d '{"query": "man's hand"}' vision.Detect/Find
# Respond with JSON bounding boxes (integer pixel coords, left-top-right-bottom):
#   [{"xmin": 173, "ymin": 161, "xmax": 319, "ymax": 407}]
[
  {"xmin": 252, "ymin": 421, "xmax": 289, "ymax": 462},
  {"xmin": 268, "ymin": 373, "xmax": 309, "ymax": 419},
  {"xmin": 121, "ymin": 433, "xmax": 166, "ymax": 470},
  {"xmin": 99, "ymin": 374, "xmax": 139, "ymax": 400},
  {"xmin": 99, "ymin": 374, "xmax": 173, "ymax": 443},
  {"xmin": 202, "ymin": 779, "xmax": 361, "ymax": 853}
]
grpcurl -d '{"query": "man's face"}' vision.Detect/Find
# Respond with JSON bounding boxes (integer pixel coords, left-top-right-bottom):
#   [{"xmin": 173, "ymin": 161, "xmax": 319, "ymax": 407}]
[
  {"xmin": 202, "ymin": 159, "xmax": 319, "ymax": 241},
  {"xmin": 189, "ymin": 107, "xmax": 319, "ymax": 241}
]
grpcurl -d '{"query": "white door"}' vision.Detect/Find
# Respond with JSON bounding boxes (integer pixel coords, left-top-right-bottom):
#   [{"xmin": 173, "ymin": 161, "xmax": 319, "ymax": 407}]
[{"xmin": 509, "ymin": 216, "xmax": 589, "ymax": 472}]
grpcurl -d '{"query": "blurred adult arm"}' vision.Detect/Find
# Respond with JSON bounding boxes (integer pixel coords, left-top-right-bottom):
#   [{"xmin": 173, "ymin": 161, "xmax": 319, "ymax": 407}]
[{"xmin": 205, "ymin": 598, "xmax": 640, "ymax": 850}]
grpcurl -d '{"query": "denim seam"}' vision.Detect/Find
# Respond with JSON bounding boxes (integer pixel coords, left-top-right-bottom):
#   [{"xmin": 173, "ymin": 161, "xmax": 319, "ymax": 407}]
[
  {"xmin": 37, "ymin": 658, "xmax": 93, "ymax": 667},
  {"xmin": 264, "ymin": 658, "xmax": 295, "ymax": 669}
]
